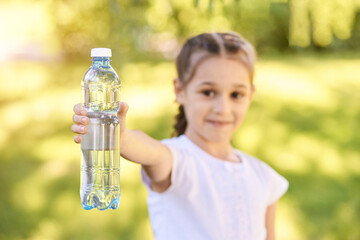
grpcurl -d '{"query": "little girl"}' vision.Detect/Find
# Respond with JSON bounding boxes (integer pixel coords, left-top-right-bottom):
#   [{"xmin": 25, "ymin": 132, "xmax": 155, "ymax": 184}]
[{"xmin": 72, "ymin": 32, "xmax": 289, "ymax": 240}]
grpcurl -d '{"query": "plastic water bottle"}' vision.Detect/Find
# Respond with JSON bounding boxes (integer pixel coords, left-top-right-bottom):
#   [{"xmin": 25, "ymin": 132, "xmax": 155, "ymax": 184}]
[{"xmin": 80, "ymin": 48, "xmax": 121, "ymax": 210}]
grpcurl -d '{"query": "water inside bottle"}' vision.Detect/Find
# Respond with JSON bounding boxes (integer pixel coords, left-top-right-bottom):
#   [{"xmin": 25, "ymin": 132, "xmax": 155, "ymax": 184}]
[
  {"xmin": 82, "ymin": 83, "xmax": 120, "ymax": 112},
  {"xmin": 80, "ymin": 113, "xmax": 120, "ymax": 210},
  {"xmin": 81, "ymin": 55, "xmax": 121, "ymax": 210}
]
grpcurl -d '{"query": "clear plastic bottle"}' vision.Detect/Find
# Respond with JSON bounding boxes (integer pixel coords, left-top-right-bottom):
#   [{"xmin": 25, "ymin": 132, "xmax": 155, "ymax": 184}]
[{"xmin": 80, "ymin": 48, "xmax": 121, "ymax": 210}]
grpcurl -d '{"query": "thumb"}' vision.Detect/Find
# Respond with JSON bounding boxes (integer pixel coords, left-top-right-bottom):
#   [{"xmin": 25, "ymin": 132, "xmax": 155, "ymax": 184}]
[{"xmin": 118, "ymin": 102, "xmax": 129, "ymax": 129}]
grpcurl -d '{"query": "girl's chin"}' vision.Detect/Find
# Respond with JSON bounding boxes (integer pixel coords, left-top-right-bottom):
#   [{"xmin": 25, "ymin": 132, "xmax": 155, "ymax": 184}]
[
  {"xmin": 201, "ymin": 132, "xmax": 233, "ymax": 143},
  {"xmin": 185, "ymin": 126, "xmax": 234, "ymax": 143}
]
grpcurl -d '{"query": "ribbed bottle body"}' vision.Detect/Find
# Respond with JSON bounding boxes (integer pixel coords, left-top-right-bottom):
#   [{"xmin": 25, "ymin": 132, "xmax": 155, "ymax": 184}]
[{"xmin": 80, "ymin": 52, "xmax": 121, "ymax": 210}]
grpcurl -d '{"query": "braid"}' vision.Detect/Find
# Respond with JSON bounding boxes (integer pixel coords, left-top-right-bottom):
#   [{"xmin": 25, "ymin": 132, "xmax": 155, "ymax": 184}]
[{"xmin": 172, "ymin": 105, "xmax": 187, "ymax": 137}]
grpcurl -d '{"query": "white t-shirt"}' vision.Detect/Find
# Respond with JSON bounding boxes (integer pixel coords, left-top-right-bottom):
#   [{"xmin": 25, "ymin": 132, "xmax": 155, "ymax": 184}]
[{"xmin": 141, "ymin": 135, "xmax": 289, "ymax": 240}]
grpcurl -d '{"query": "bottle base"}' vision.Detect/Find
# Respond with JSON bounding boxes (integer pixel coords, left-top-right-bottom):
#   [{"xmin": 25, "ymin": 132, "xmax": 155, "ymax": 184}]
[{"xmin": 82, "ymin": 198, "xmax": 120, "ymax": 211}]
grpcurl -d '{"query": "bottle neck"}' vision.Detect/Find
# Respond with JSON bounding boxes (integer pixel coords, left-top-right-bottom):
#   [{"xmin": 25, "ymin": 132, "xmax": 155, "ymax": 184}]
[{"xmin": 92, "ymin": 57, "xmax": 111, "ymax": 67}]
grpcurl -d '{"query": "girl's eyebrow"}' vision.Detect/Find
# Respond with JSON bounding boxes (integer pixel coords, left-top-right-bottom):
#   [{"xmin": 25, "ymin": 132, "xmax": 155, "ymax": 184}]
[
  {"xmin": 233, "ymin": 84, "xmax": 248, "ymax": 89},
  {"xmin": 197, "ymin": 81, "xmax": 214, "ymax": 86},
  {"xmin": 197, "ymin": 81, "xmax": 248, "ymax": 88}
]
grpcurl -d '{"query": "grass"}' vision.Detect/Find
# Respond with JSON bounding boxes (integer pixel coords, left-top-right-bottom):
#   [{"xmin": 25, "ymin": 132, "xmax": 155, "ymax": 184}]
[{"xmin": 0, "ymin": 52, "xmax": 359, "ymax": 239}]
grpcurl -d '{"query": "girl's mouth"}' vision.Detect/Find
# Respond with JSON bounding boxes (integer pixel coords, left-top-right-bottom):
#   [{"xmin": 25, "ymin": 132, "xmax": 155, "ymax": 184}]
[{"xmin": 206, "ymin": 120, "xmax": 232, "ymax": 128}]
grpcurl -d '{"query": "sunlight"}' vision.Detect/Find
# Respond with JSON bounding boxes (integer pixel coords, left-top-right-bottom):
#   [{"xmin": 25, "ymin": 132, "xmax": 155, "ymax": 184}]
[
  {"xmin": 256, "ymin": 62, "xmax": 336, "ymax": 110},
  {"xmin": 0, "ymin": 87, "xmax": 78, "ymax": 148},
  {"xmin": 234, "ymin": 125, "xmax": 262, "ymax": 153},
  {"xmin": 332, "ymin": 0, "xmax": 355, "ymax": 40},
  {"xmin": 120, "ymin": 62, "xmax": 177, "ymax": 119},
  {"xmin": 0, "ymin": 102, "xmax": 32, "ymax": 146},
  {"xmin": 0, "ymin": 62, "xmax": 47, "ymax": 101},
  {"xmin": 289, "ymin": 0, "xmax": 311, "ymax": 47},
  {"xmin": 263, "ymin": 143, "xmax": 309, "ymax": 174},
  {"xmin": 288, "ymin": 134, "xmax": 346, "ymax": 177},
  {"xmin": 310, "ymin": 0, "xmax": 333, "ymax": 47},
  {"xmin": 0, "ymin": 2, "xmax": 58, "ymax": 61},
  {"xmin": 34, "ymin": 136, "xmax": 78, "ymax": 163}
]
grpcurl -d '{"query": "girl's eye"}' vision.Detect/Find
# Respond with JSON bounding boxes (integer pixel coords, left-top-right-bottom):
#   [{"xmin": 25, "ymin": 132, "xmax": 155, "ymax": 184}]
[
  {"xmin": 202, "ymin": 90, "xmax": 214, "ymax": 97},
  {"xmin": 231, "ymin": 92, "xmax": 244, "ymax": 99}
]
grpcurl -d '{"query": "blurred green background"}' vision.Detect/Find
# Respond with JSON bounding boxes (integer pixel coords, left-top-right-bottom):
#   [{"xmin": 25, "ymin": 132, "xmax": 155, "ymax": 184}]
[{"xmin": 0, "ymin": 0, "xmax": 360, "ymax": 239}]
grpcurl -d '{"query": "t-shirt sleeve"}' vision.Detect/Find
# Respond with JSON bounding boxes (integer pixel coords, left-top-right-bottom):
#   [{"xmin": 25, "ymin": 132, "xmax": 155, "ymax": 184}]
[
  {"xmin": 265, "ymin": 165, "xmax": 289, "ymax": 205},
  {"xmin": 141, "ymin": 138, "xmax": 189, "ymax": 195}
]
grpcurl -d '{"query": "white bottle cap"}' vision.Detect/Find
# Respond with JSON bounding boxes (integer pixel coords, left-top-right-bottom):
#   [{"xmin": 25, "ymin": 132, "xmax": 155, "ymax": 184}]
[{"xmin": 91, "ymin": 48, "xmax": 112, "ymax": 57}]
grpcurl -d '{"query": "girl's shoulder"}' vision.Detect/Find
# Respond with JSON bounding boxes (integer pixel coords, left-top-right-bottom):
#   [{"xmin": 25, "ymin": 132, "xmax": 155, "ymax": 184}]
[
  {"xmin": 160, "ymin": 135, "xmax": 184, "ymax": 145},
  {"xmin": 236, "ymin": 149, "xmax": 289, "ymax": 198},
  {"xmin": 160, "ymin": 135, "xmax": 190, "ymax": 151},
  {"xmin": 235, "ymin": 150, "xmax": 282, "ymax": 179},
  {"xmin": 161, "ymin": 136, "xmax": 182, "ymax": 149}
]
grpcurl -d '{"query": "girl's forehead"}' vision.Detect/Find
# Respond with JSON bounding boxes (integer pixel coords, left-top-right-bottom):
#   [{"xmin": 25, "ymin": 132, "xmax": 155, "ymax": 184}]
[
  {"xmin": 190, "ymin": 54, "xmax": 249, "ymax": 73},
  {"xmin": 191, "ymin": 57, "xmax": 251, "ymax": 84}
]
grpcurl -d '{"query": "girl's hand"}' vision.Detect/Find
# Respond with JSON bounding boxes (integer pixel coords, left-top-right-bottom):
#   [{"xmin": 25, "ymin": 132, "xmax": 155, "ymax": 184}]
[
  {"xmin": 71, "ymin": 102, "xmax": 129, "ymax": 144},
  {"xmin": 71, "ymin": 103, "xmax": 89, "ymax": 144},
  {"xmin": 117, "ymin": 102, "xmax": 129, "ymax": 136}
]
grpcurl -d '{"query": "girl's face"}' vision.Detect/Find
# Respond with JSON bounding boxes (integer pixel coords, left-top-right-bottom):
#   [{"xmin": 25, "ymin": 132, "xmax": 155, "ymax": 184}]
[{"xmin": 175, "ymin": 56, "xmax": 254, "ymax": 144}]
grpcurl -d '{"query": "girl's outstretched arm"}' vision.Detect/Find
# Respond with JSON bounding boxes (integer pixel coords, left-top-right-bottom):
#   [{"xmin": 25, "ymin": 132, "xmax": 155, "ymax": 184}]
[{"xmin": 71, "ymin": 102, "xmax": 173, "ymax": 193}]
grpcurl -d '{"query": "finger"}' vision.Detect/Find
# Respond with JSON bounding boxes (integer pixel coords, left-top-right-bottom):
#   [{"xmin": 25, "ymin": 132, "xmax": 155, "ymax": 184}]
[
  {"xmin": 72, "ymin": 114, "xmax": 89, "ymax": 125},
  {"xmin": 117, "ymin": 102, "xmax": 129, "ymax": 118},
  {"xmin": 73, "ymin": 103, "xmax": 87, "ymax": 115},
  {"xmin": 74, "ymin": 135, "xmax": 82, "ymax": 144},
  {"xmin": 117, "ymin": 102, "xmax": 128, "ymax": 131},
  {"xmin": 71, "ymin": 124, "xmax": 88, "ymax": 134}
]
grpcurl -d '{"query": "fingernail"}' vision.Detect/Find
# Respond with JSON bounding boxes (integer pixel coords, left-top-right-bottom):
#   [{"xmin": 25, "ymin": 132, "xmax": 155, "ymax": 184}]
[
  {"xmin": 81, "ymin": 126, "xmax": 85, "ymax": 132},
  {"xmin": 81, "ymin": 117, "xmax": 87, "ymax": 123},
  {"xmin": 81, "ymin": 110, "xmax": 86, "ymax": 115}
]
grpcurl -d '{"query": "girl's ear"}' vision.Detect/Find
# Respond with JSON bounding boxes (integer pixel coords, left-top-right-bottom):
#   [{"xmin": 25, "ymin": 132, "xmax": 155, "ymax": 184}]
[{"xmin": 174, "ymin": 78, "xmax": 185, "ymax": 104}]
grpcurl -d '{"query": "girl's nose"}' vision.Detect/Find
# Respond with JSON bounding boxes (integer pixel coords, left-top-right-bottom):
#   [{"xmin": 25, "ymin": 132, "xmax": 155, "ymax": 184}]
[{"xmin": 213, "ymin": 95, "xmax": 231, "ymax": 114}]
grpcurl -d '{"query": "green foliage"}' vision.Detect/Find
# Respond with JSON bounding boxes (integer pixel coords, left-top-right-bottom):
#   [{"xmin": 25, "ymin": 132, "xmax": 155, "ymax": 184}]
[
  {"xmin": 1, "ymin": 52, "xmax": 360, "ymax": 240},
  {"xmin": 196, "ymin": 0, "xmax": 360, "ymax": 50},
  {"xmin": 1, "ymin": 0, "xmax": 360, "ymax": 239},
  {"xmin": 29, "ymin": 0, "xmax": 360, "ymax": 60}
]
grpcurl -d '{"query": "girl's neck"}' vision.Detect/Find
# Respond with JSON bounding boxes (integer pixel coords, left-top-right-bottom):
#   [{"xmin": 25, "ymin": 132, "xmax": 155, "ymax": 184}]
[{"xmin": 184, "ymin": 132, "xmax": 241, "ymax": 163}]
